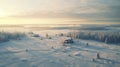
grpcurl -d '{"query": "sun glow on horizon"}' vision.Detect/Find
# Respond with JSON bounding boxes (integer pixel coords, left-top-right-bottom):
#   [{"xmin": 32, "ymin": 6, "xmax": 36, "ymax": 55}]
[{"xmin": 0, "ymin": 9, "xmax": 7, "ymax": 17}]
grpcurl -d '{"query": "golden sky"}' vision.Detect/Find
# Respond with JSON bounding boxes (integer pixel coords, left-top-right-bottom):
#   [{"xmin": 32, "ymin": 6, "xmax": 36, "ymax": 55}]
[{"xmin": 0, "ymin": 0, "xmax": 120, "ymax": 24}]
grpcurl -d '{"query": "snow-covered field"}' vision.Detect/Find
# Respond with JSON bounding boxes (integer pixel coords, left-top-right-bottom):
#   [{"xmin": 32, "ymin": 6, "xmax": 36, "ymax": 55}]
[{"xmin": 0, "ymin": 24, "xmax": 120, "ymax": 67}]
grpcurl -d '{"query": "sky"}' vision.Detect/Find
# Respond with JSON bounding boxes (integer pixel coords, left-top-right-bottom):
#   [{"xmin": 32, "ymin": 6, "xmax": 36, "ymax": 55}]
[{"xmin": 0, "ymin": 0, "xmax": 120, "ymax": 24}]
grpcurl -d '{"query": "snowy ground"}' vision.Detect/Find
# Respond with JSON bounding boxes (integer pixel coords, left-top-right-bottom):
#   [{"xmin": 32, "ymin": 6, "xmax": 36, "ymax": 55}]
[{"xmin": 0, "ymin": 25, "xmax": 120, "ymax": 67}]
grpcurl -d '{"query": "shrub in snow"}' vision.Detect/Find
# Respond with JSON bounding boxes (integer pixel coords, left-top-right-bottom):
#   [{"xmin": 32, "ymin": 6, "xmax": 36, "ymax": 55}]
[
  {"xmin": 68, "ymin": 54, "xmax": 72, "ymax": 57},
  {"xmin": 21, "ymin": 59, "xmax": 28, "ymax": 62},
  {"xmin": 25, "ymin": 49, "xmax": 28, "ymax": 52},
  {"xmin": 51, "ymin": 46, "xmax": 54, "ymax": 49},
  {"xmin": 97, "ymin": 53, "xmax": 100, "ymax": 59},
  {"xmin": 55, "ymin": 34, "xmax": 58, "ymax": 36},
  {"xmin": 92, "ymin": 58, "xmax": 95, "ymax": 62},
  {"xmin": 59, "ymin": 33, "xmax": 64, "ymax": 36},
  {"xmin": 63, "ymin": 39, "xmax": 74, "ymax": 44},
  {"xmin": 0, "ymin": 31, "xmax": 26, "ymax": 43},
  {"xmin": 32, "ymin": 34, "xmax": 40, "ymax": 37},
  {"xmin": 86, "ymin": 43, "xmax": 89, "ymax": 46},
  {"xmin": 48, "ymin": 37, "xmax": 52, "ymax": 39},
  {"xmin": 45, "ymin": 34, "xmax": 52, "ymax": 39},
  {"xmin": 28, "ymin": 32, "xmax": 34, "ymax": 34},
  {"xmin": 46, "ymin": 34, "xmax": 49, "ymax": 38}
]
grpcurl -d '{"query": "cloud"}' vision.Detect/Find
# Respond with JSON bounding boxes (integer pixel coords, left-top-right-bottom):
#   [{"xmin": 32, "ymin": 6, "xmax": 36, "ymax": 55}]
[{"xmin": 2, "ymin": 0, "xmax": 119, "ymax": 23}]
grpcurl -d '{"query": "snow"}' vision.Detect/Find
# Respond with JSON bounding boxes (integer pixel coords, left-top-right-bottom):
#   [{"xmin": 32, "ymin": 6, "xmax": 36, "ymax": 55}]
[{"xmin": 0, "ymin": 25, "xmax": 120, "ymax": 67}]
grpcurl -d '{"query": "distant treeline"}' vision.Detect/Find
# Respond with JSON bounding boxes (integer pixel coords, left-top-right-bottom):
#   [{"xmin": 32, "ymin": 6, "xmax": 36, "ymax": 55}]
[
  {"xmin": 0, "ymin": 31, "xmax": 26, "ymax": 43},
  {"xmin": 0, "ymin": 25, "xmax": 24, "ymax": 27},
  {"xmin": 64, "ymin": 31, "xmax": 120, "ymax": 44}
]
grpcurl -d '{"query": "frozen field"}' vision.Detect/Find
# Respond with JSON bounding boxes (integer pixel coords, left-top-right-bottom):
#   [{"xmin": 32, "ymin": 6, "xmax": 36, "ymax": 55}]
[{"xmin": 0, "ymin": 24, "xmax": 120, "ymax": 67}]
